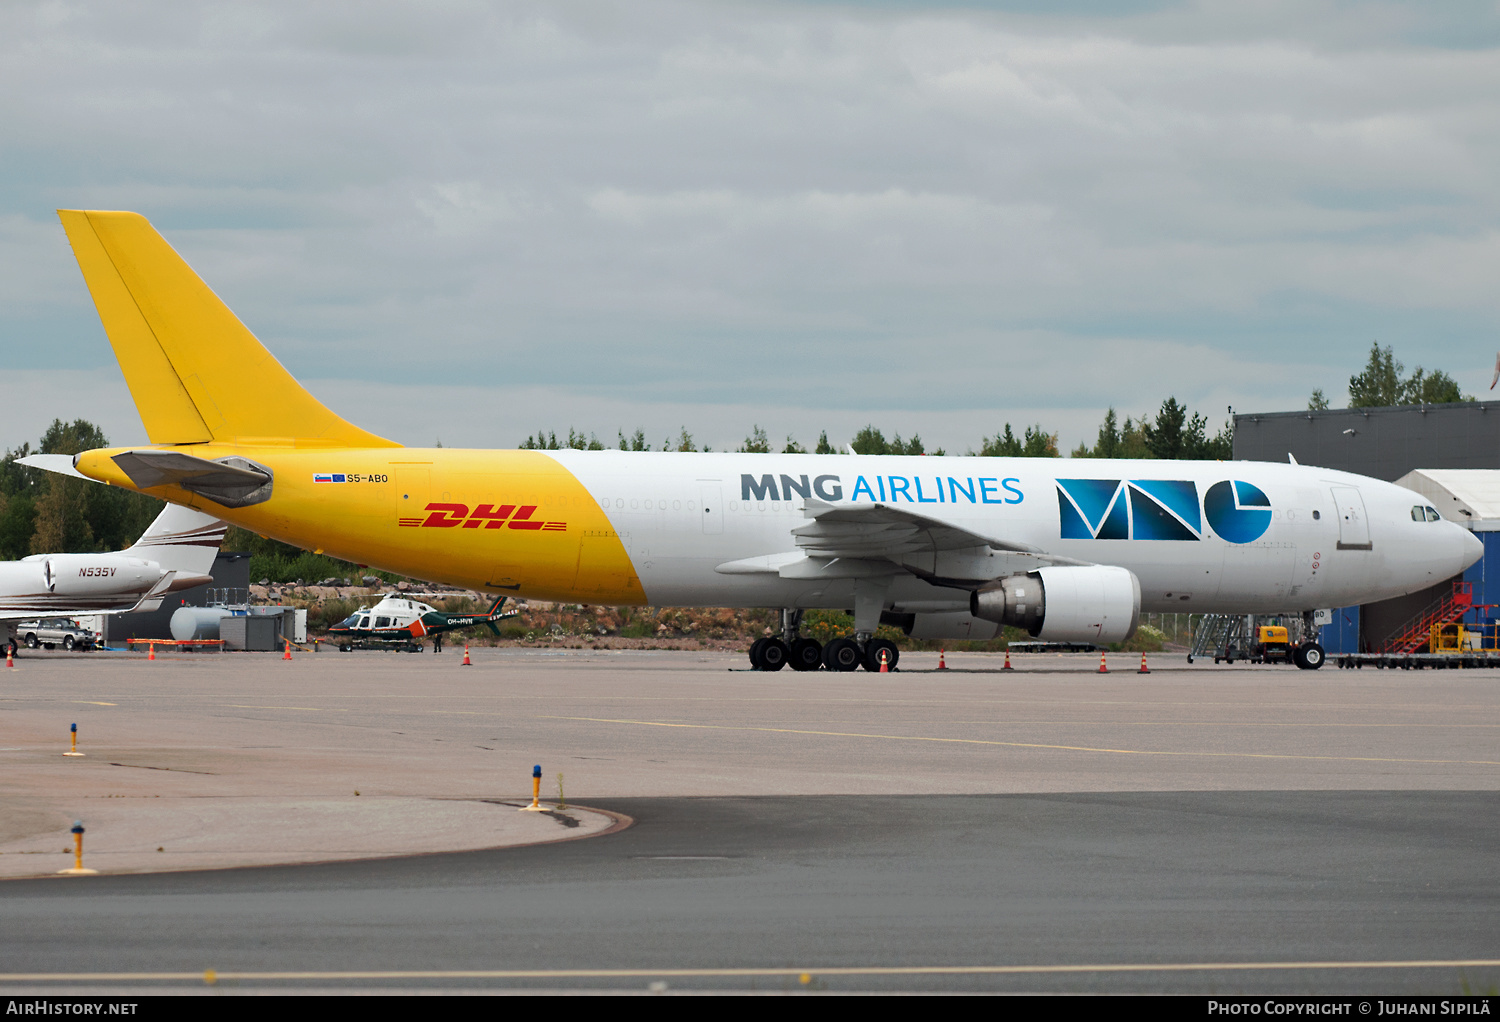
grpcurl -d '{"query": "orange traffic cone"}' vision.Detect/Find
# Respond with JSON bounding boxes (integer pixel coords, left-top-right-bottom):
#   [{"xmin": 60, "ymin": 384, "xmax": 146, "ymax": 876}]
[
  {"xmin": 1002, "ymin": 648, "xmax": 1013, "ymax": 671},
  {"xmin": 283, "ymin": 640, "xmax": 292, "ymax": 661},
  {"xmin": 878, "ymin": 649, "xmax": 890, "ymax": 673},
  {"xmin": 1097, "ymin": 649, "xmax": 1109, "ymax": 674},
  {"xmin": 462, "ymin": 645, "xmax": 471, "ymax": 666},
  {"xmin": 937, "ymin": 649, "xmax": 948, "ymax": 670},
  {"xmin": 147, "ymin": 643, "xmax": 155, "ymax": 661},
  {"xmin": 5, "ymin": 645, "xmax": 12, "ymax": 669},
  {"xmin": 1138, "ymin": 651, "xmax": 1150, "ymax": 674}
]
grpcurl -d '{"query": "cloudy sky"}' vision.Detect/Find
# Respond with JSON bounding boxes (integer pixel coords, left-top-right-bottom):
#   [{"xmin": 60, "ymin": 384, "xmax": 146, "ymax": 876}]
[{"xmin": 3, "ymin": 0, "xmax": 1498, "ymax": 454}]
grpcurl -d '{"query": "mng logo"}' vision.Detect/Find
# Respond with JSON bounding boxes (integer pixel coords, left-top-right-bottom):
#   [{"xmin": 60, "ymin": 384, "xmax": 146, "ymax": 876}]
[
  {"xmin": 1057, "ymin": 479, "xmax": 1202, "ymax": 541},
  {"xmin": 1203, "ymin": 480, "xmax": 1272, "ymax": 544}
]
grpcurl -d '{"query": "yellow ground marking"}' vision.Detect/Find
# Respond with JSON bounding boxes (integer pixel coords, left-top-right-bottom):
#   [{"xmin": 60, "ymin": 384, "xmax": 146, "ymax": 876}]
[
  {"xmin": 1, "ymin": 959, "xmax": 1496, "ymax": 983},
  {"xmin": 545, "ymin": 717, "xmax": 1500, "ymax": 766},
  {"xmin": 71, "ymin": 701, "xmax": 116, "ymax": 706}
]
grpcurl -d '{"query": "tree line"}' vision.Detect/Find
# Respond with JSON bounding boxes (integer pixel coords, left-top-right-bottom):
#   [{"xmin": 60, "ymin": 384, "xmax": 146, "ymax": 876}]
[
  {"xmin": 519, "ymin": 395, "xmax": 1233, "ymax": 462},
  {"xmin": 1310, "ymin": 343, "xmax": 1470, "ymax": 410}
]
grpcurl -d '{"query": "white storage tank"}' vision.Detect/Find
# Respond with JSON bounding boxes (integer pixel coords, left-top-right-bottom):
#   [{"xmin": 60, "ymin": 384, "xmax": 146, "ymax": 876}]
[{"xmin": 170, "ymin": 606, "xmax": 233, "ymax": 641}]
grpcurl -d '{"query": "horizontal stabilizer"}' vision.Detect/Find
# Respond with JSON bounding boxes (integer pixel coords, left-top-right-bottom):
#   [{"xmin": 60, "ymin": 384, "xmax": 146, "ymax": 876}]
[
  {"xmin": 112, "ymin": 450, "xmax": 272, "ymax": 508},
  {"xmin": 15, "ymin": 454, "xmax": 91, "ymax": 480}
]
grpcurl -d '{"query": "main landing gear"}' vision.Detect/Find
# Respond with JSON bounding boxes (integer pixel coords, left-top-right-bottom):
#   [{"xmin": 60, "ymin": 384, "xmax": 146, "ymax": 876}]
[{"xmin": 747, "ymin": 609, "xmax": 900, "ymax": 672}]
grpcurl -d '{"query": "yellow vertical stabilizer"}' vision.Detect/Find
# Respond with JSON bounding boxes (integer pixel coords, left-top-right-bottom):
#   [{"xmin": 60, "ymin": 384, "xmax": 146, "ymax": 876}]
[{"xmin": 57, "ymin": 210, "xmax": 399, "ymax": 449}]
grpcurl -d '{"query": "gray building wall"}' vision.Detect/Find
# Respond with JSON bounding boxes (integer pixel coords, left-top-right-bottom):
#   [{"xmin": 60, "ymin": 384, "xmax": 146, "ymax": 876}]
[
  {"xmin": 103, "ymin": 552, "xmax": 251, "ymax": 643},
  {"xmin": 1232, "ymin": 401, "xmax": 1500, "ymax": 481}
]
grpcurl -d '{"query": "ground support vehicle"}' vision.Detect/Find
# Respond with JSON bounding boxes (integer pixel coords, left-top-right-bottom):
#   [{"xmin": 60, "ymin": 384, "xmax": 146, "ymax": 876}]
[
  {"xmin": 15, "ymin": 618, "xmax": 98, "ymax": 651},
  {"xmin": 1249, "ymin": 625, "xmax": 1292, "ymax": 665}
]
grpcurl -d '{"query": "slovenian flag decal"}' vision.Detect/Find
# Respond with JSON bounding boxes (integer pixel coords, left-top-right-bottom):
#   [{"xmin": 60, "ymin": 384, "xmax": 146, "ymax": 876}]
[{"xmin": 314, "ymin": 473, "xmax": 347, "ymax": 483}]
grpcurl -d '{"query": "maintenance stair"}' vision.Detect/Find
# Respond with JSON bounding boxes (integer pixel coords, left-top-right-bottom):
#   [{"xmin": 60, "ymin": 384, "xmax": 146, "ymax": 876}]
[
  {"xmin": 1382, "ymin": 581, "xmax": 1473, "ymax": 655},
  {"xmin": 1189, "ymin": 614, "xmax": 1250, "ymax": 664}
]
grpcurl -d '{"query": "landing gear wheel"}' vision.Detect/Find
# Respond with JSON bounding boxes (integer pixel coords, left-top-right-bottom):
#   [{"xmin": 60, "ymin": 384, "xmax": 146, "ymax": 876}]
[
  {"xmin": 759, "ymin": 638, "xmax": 790, "ymax": 672},
  {"xmin": 748, "ymin": 637, "xmax": 768, "ymax": 670},
  {"xmin": 1293, "ymin": 642, "xmax": 1325, "ymax": 670},
  {"xmin": 863, "ymin": 638, "xmax": 899, "ymax": 672},
  {"xmin": 789, "ymin": 638, "xmax": 823, "ymax": 671},
  {"xmin": 822, "ymin": 638, "xmax": 862, "ymax": 672}
]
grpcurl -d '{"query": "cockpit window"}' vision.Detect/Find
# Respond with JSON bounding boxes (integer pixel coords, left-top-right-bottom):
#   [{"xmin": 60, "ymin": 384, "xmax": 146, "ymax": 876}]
[
  {"xmin": 358, "ymin": 616, "xmax": 370, "ymax": 629},
  {"xmin": 1425, "ymin": 506, "xmax": 1441, "ymax": 522},
  {"xmin": 1412, "ymin": 506, "xmax": 1425, "ymax": 522},
  {"xmin": 339, "ymin": 614, "xmax": 359, "ymax": 628}
]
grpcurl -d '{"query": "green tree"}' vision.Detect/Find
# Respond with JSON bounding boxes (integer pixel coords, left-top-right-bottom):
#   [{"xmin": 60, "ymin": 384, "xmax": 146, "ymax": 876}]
[
  {"xmin": 568, "ymin": 428, "xmax": 606, "ymax": 451},
  {"xmin": 850, "ymin": 425, "xmax": 888, "ymax": 455},
  {"xmin": 22, "ymin": 419, "xmax": 164, "ymax": 554},
  {"xmin": 520, "ymin": 430, "xmax": 560, "ymax": 450},
  {"xmin": 1401, "ymin": 368, "xmax": 1465, "ymax": 405},
  {"xmin": 1348, "ymin": 343, "xmax": 1405, "ymax": 408},
  {"xmin": 739, "ymin": 426, "xmax": 771, "ymax": 454},
  {"xmin": 781, "ymin": 435, "xmax": 807, "ymax": 454},
  {"xmin": 980, "ymin": 424, "xmax": 1057, "ymax": 458},
  {"xmin": 814, "ymin": 431, "xmax": 835, "ymax": 455},
  {"xmin": 618, "ymin": 428, "xmax": 649, "ymax": 451},
  {"xmin": 1142, "ymin": 397, "xmax": 1191, "ymax": 460},
  {"xmin": 668, "ymin": 427, "xmax": 696, "ymax": 453},
  {"xmin": 1307, "ymin": 389, "xmax": 1330, "ymax": 411},
  {"xmin": 1073, "ymin": 408, "xmax": 1123, "ymax": 458},
  {"xmin": 889, "ymin": 432, "xmax": 925, "ymax": 456}
]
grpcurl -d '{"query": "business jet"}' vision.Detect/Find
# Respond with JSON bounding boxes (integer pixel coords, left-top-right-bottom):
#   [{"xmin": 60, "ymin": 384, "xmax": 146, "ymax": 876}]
[
  {"xmin": 43, "ymin": 209, "xmax": 1483, "ymax": 671},
  {"xmin": 0, "ymin": 481, "xmax": 226, "ymax": 650}
]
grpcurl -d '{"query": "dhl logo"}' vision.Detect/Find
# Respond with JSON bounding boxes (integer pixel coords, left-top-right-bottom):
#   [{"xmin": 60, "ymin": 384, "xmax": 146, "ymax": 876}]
[{"xmin": 398, "ymin": 503, "xmax": 567, "ymax": 532}]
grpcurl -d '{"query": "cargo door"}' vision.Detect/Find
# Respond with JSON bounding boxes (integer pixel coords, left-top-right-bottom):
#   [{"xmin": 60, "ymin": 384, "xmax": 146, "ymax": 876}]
[
  {"xmin": 699, "ymin": 481, "xmax": 723, "ymax": 535},
  {"xmin": 1330, "ymin": 486, "xmax": 1371, "ymax": 550},
  {"xmin": 394, "ymin": 466, "xmax": 432, "ymax": 530}
]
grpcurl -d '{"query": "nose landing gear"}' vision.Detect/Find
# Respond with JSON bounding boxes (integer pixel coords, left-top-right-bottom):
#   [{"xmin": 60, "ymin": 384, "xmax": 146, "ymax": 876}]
[{"xmin": 1294, "ymin": 609, "xmax": 1325, "ymax": 670}]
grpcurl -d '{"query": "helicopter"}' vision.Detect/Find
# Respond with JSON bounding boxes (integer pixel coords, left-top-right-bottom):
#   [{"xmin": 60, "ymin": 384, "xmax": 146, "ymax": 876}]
[{"xmin": 327, "ymin": 593, "xmax": 516, "ymax": 652}]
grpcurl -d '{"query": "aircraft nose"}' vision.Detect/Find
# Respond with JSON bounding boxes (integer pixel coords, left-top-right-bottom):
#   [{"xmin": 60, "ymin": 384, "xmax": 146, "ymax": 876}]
[{"xmin": 1459, "ymin": 527, "xmax": 1485, "ymax": 572}]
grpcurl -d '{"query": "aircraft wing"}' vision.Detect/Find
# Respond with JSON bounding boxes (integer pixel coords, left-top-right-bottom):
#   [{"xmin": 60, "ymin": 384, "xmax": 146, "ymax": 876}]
[{"xmin": 716, "ymin": 499, "xmax": 1088, "ymax": 584}]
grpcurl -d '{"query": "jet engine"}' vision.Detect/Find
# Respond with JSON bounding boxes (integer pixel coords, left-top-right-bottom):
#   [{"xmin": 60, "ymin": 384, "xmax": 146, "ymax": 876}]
[
  {"xmin": 35, "ymin": 555, "xmax": 159, "ymax": 597},
  {"xmin": 970, "ymin": 565, "xmax": 1141, "ymax": 644}
]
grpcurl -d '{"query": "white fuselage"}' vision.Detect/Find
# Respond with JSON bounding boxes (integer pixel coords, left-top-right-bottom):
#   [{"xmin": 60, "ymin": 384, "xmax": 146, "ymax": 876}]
[
  {"xmin": 548, "ymin": 452, "xmax": 1480, "ymax": 615},
  {"xmin": 0, "ymin": 553, "xmax": 171, "ymax": 617}
]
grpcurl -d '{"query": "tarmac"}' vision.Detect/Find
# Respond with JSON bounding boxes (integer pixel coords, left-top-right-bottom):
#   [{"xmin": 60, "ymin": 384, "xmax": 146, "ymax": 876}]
[
  {"xmin": 2, "ymin": 645, "xmax": 1497, "ymax": 878},
  {"xmin": 3, "ymin": 645, "xmax": 1499, "ymax": 993}
]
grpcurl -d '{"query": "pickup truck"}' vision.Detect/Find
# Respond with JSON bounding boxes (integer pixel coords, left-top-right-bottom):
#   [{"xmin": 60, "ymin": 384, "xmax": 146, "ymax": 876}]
[{"xmin": 15, "ymin": 618, "xmax": 98, "ymax": 651}]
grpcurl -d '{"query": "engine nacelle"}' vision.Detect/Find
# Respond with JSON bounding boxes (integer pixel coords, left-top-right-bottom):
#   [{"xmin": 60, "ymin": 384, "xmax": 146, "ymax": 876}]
[
  {"xmin": 970, "ymin": 565, "xmax": 1141, "ymax": 644},
  {"xmin": 37, "ymin": 554, "xmax": 161, "ymax": 597}
]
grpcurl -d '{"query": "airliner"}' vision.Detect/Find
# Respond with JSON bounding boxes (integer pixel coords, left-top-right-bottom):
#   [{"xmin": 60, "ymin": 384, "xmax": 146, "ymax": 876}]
[{"xmin": 43, "ymin": 210, "xmax": 1483, "ymax": 672}]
